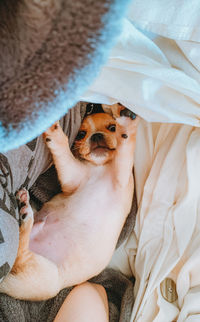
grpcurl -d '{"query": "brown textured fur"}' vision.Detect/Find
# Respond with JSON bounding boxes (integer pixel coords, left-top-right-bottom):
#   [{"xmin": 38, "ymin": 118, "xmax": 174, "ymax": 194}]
[{"xmin": 0, "ymin": 0, "xmax": 109, "ymax": 127}]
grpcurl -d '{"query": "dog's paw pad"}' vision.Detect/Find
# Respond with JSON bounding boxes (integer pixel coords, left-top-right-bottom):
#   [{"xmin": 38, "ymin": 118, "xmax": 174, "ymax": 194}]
[
  {"xmin": 121, "ymin": 133, "xmax": 128, "ymax": 139},
  {"xmin": 19, "ymin": 204, "xmax": 33, "ymax": 226},
  {"xmin": 16, "ymin": 188, "xmax": 29, "ymax": 205},
  {"xmin": 21, "ymin": 212, "xmax": 28, "ymax": 221}
]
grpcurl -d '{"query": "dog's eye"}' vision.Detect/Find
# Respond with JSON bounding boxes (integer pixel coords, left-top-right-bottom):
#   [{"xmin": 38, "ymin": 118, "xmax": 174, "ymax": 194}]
[
  {"xmin": 107, "ymin": 124, "xmax": 116, "ymax": 132},
  {"xmin": 75, "ymin": 131, "xmax": 87, "ymax": 140}
]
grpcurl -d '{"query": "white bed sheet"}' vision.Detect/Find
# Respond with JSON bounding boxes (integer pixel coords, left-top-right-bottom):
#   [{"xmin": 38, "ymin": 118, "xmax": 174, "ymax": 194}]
[{"xmin": 82, "ymin": 18, "xmax": 200, "ymax": 127}]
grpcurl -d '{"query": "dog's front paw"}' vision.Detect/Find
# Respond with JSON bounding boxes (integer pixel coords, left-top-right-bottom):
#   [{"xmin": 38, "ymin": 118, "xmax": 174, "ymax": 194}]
[
  {"xmin": 116, "ymin": 108, "xmax": 139, "ymax": 139},
  {"xmin": 43, "ymin": 121, "xmax": 68, "ymax": 149},
  {"xmin": 43, "ymin": 121, "xmax": 60, "ymax": 143},
  {"xmin": 16, "ymin": 188, "xmax": 33, "ymax": 227}
]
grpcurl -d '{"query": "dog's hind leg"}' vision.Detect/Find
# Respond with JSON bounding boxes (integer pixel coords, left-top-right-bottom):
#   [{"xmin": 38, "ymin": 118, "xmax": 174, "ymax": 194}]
[
  {"xmin": 11, "ymin": 188, "xmax": 34, "ymax": 274},
  {"xmin": 0, "ymin": 188, "xmax": 61, "ymax": 300}
]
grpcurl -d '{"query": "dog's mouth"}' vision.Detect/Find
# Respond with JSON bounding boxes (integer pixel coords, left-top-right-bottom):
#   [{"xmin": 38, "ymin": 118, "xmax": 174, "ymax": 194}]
[
  {"xmin": 90, "ymin": 144, "xmax": 115, "ymax": 157},
  {"xmin": 93, "ymin": 145, "xmax": 112, "ymax": 151},
  {"xmin": 90, "ymin": 139, "xmax": 115, "ymax": 150},
  {"xmin": 91, "ymin": 141, "xmax": 115, "ymax": 151}
]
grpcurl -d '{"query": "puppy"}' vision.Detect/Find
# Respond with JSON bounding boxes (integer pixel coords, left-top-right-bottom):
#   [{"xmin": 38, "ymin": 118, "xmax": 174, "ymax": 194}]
[{"xmin": 0, "ymin": 105, "xmax": 139, "ymax": 300}]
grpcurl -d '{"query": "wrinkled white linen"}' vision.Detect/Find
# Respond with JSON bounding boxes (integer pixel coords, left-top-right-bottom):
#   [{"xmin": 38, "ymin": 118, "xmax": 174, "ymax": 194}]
[
  {"xmin": 110, "ymin": 119, "xmax": 200, "ymax": 320},
  {"xmin": 125, "ymin": 120, "xmax": 200, "ymax": 321},
  {"xmin": 128, "ymin": 0, "xmax": 200, "ymax": 41},
  {"xmin": 82, "ymin": 1, "xmax": 200, "ymax": 320},
  {"xmin": 82, "ymin": 20, "xmax": 200, "ymax": 126}
]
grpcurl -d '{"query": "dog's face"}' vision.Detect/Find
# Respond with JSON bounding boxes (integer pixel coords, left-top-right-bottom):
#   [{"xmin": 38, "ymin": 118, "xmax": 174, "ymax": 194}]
[{"xmin": 73, "ymin": 113, "xmax": 118, "ymax": 165}]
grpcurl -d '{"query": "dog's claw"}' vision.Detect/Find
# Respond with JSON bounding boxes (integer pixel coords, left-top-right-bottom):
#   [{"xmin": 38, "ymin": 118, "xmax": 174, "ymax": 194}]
[
  {"xmin": 16, "ymin": 188, "xmax": 33, "ymax": 226},
  {"xmin": 16, "ymin": 188, "xmax": 29, "ymax": 202}
]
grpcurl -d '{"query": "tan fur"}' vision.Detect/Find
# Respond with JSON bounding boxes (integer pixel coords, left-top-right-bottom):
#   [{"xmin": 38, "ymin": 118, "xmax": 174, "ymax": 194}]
[
  {"xmin": 73, "ymin": 113, "xmax": 118, "ymax": 165},
  {"xmin": 102, "ymin": 103, "xmax": 122, "ymax": 118},
  {"xmin": 0, "ymin": 104, "xmax": 139, "ymax": 300}
]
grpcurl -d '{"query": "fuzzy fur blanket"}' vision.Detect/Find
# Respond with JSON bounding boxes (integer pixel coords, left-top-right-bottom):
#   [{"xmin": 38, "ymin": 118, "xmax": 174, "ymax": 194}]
[{"xmin": 0, "ymin": 0, "xmax": 131, "ymax": 152}]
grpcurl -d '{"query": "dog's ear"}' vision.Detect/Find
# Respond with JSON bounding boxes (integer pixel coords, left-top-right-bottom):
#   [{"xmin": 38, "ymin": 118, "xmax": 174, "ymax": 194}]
[
  {"xmin": 101, "ymin": 104, "xmax": 113, "ymax": 116},
  {"xmin": 84, "ymin": 103, "xmax": 105, "ymax": 117},
  {"xmin": 102, "ymin": 103, "xmax": 122, "ymax": 118}
]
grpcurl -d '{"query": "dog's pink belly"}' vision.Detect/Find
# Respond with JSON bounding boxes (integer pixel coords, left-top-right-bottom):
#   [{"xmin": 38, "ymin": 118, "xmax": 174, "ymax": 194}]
[
  {"xmin": 29, "ymin": 218, "xmax": 73, "ymax": 265},
  {"xmin": 29, "ymin": 181, "xmax": 124, "ymax": 267}
]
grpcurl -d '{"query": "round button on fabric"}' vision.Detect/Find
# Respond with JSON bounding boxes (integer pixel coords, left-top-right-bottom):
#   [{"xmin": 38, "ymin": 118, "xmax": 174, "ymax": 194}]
[{"xmin": 160, "ymin": 278, "xmax": 178, "ymax": 303}]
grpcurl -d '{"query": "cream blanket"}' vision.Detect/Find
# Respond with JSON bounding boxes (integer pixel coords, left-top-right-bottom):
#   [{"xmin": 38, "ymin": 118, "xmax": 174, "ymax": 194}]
[{"xmin": 82, "ymin": 0, "xmax": 200, "ymax": 320}]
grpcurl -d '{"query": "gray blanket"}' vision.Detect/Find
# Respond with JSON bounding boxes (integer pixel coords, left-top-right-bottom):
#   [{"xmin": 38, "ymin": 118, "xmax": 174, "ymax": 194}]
[
  {"xmin": 0, "ymin": 269, "xmax": 135, "ymax": 322},
  {"xmin": 0, "ymin": 103, "xmax": 136, "ymax": 321}
]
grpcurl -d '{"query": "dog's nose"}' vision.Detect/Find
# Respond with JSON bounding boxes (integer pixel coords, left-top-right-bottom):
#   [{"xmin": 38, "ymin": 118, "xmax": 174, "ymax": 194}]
[{"xmin": 90, "ymin": 133, "xmax": 104, "ymax": 143}]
